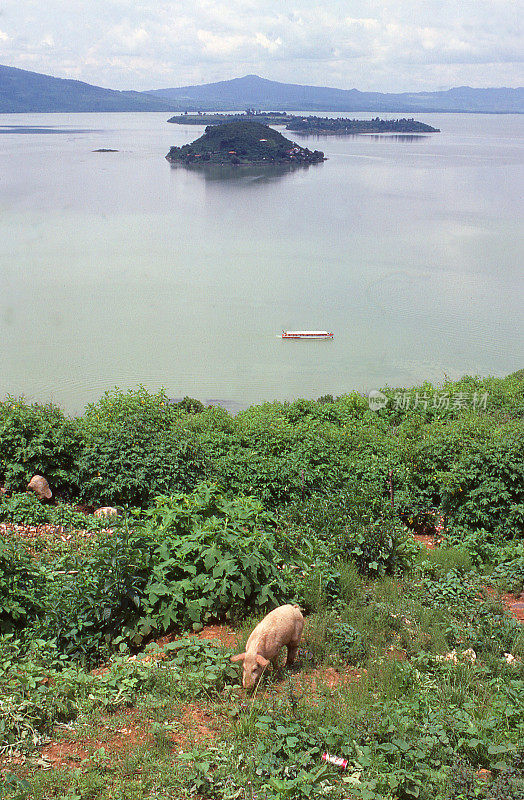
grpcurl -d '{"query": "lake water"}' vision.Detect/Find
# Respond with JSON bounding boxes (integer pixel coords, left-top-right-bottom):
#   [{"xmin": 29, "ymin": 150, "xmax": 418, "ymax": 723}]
[{"xmin": 0, "ymin": 111, "xmax": 522, "ymax": 414}]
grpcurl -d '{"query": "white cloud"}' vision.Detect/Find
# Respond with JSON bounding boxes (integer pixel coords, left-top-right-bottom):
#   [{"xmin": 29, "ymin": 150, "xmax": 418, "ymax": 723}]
[
  {"xmin": 108, "ymin": 24, "xmax": 150, "ymax": 52},
  {"xmin": 197, "ymin": 30, "xmax": 247, "ymax": 57},
  {"xmin": 254, "ymin": 32, "xmax": 282, "ymax": 53},
  {"xmin": 39, "ymin": 34, "xmax": 55, "ymax": 48},
  {"xmin": 0, "ymin": 0, "xmax": 521, "ymax": 91}
]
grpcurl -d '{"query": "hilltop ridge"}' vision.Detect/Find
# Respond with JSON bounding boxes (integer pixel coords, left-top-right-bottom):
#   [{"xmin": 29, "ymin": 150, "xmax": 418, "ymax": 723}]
[
  {"xmin": 0, "ymin": 64, "xmax": 174, "ymax": 112},
  {"xmin": 0, "ymin": 64, "xmax": 521, "ymax": 113},
  {"xmin": 149, "ymin": 74, "xmax": 524, "ymax": 113}
]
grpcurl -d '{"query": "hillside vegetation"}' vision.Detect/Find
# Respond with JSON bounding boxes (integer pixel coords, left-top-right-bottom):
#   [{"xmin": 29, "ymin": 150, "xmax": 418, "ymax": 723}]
[
  {"xmin": 165, "ymin": 121, "xmax": 325, "ymax": 165},
  {"xmin": 285, "ymin": 116, "xmax": 440, "ymax": 134},
  {"xmin": 1, "ymin": 372, "xmax": 523, "ymax": 799}
]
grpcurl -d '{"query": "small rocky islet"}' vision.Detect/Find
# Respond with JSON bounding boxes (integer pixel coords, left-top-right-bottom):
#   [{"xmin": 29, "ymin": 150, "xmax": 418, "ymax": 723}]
[{"xmin": 165, "ymin": 121, "xmax": 325, "ymax": 166}]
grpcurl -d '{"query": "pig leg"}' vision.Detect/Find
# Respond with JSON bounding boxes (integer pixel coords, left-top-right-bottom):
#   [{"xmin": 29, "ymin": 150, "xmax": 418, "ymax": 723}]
[{"xmin": 285, "ymin": 643, "xmax": 299, "ymax": 666}]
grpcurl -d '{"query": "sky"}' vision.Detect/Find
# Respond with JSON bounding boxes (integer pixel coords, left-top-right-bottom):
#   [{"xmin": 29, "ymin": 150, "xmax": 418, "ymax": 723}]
[{"xmin": 0, "ymin": 0, "xmax": 522, "ymax": 92}]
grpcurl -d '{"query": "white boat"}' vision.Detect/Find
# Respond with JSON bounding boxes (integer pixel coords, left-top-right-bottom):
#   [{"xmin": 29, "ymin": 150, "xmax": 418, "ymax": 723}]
[{"xmin": 281, "ymin": 330, "xmax": 334, "ymax": 339}]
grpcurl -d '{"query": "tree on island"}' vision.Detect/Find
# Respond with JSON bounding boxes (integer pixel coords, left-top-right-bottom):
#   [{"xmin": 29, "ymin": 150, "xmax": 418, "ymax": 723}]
[{"xmin": 165, "ymin": 121, "xmax": 325, "ymax": 166}]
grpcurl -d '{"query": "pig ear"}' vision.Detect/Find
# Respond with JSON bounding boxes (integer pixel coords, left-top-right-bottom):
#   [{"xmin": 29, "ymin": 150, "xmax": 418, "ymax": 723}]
[
  {"xmin": 230, "ymin": 653, "xmax": 246, "ymax": 663},
  {"xmin": 256, "ymin": 654, "xmax": 270, "ymax": 667}
]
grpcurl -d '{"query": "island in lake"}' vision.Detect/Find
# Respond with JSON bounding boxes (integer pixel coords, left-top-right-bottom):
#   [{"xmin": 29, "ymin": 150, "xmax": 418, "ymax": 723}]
[
  {"xmin": 167, "ymin": 111, "xmax": 291, "ymax": 126},
  {"xmin": 167, "ymin": 110, "xmax": 440, "ymax": 135},
  {"xmin": 285, "ymin": 116, "xmax": 440, "ymax": 134},
  {"xmin": 165, "ymin": 121, "xmax": 325, "ymax": 166}
]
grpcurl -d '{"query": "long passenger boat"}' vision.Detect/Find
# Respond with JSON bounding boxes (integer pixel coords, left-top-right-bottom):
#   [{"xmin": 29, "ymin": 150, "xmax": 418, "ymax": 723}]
[{"xmin": 281, "ymin": 330, "xmax": 334, "ymax": 339}]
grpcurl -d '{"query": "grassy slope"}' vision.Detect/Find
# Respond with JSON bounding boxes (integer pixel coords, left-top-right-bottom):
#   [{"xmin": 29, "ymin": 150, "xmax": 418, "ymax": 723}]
[{"xmin": 1, "ymin": 525, "xmax": 523, "ymax": 800}]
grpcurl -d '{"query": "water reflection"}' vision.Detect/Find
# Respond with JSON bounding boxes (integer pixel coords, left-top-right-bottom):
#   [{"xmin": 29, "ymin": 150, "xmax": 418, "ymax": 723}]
[
  {"xmin": 168, "ymin": 161, "xmax": 321, "ymax": 182},
  {"xmin": 364, "ymin": 134, "xmax": 430, "ymax": 142},
  {"xmin": 0, "ymin": 126, "xmax": 103, "ymax": 134},
  {"xmin": 295, "ymin": 131, "xmax": 429, "ymax": 142}
]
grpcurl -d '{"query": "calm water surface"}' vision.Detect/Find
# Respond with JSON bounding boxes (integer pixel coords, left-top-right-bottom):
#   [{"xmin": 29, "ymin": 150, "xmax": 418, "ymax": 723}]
[{"xmin": 0, "ymin": 111, "xmax": 522, "ymax": 413}]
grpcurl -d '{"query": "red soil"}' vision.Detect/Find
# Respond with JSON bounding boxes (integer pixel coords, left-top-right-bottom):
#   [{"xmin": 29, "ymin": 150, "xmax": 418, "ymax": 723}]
[
  {"xmin": 502, "ymin": 593, "xmax": 524, "ymax": 622},
  {"xmin": 37, "ymin": 702, "xmax": 223, "ymax": 771},
  {"xmin": 413, "ymin": 534, "xmax": 437, "ymax": 549},
  {"xmin": 154, "ymin": 624, "xmax": 239, "ymax": 649}
]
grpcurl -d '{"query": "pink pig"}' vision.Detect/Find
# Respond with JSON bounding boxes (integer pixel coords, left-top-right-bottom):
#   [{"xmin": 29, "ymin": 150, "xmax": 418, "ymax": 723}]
[{"xmin": 231, "ymin": 604, "xmax": 304, "ymax": 689}]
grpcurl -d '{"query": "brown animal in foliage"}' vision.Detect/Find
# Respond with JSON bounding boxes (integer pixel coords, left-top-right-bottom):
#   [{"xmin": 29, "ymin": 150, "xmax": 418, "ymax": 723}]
[
  {"xmin": 27, "ymin": 475, "xmax": 52, "ymax": 500},
  {"xmin": 231, "ymin": 604, "xmax": 304, "ymax": 689}
]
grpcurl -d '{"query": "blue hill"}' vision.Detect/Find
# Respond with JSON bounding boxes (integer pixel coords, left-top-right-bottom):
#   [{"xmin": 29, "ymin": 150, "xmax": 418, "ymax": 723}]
[{"xmin": 148, "ymin": 74, "xmax": 524, "ymax": 114}]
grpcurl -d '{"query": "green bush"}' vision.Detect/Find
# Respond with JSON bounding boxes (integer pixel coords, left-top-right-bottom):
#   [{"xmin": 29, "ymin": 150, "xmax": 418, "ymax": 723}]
[
  {"xmin": 345, "ymin": 516, "xmax": 418, "ymax": 576},
  {"xmin": 158, "ymin": 638, "xmax": 239, "ymax": 697},
  {"xmin": 0, "ymin": 636, "xmax": 79, "ymax": 751},
  {"xmin": 491, "ymin": 541, "xmax": 524, "ymax": 595},
  {"xmin": 189, "ymin": 401, "xmax": 361, "ymax": 508},
  {"xmin": 40, "ymin": 524, "xmax": 153, "ymax": 663},
  {"xmin": 0, "ymin": 535, "xmax": 47, "ymax": 633},
  {"xmin": 287, "ymin": 492, "xmax": 417, "ymax": 577},
  {"xmin": 0, "ymin": 398, "xmax": 81, "ymax": 496},
  {"xmin": 0, "ymin": 492, "xmax": 51, "ymax": 525},
  {"xmin": 294, "ymin": 563, "xmax": 343, "ymax": 612},
  {"xmin": 440, "ymin": 420, "xmax": 524, "ymax": 541},
  {"xmin": 136, "ymin": 483, "xmax": 288, "ymax": 639},
  {"xmin": 393, "ymin": 411, "xmax": 524, "ymax": 547},
  {"xmin": 76, "ymin": 387, "xmax": 207, "ymax": 505},
  {"xmin": 330, "ymin": 621, "xmax": 368, "ymax": 664}
]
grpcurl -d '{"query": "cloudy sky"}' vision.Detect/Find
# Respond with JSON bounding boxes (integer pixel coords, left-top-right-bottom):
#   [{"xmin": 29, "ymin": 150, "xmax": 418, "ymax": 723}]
[{"xmin": 0, "ymin": 0, "xmax": 521, "ymax": 92}]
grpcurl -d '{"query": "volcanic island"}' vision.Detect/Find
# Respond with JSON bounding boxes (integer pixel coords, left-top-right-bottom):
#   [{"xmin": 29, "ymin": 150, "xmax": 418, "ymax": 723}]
[{"xmin": 165, "ymin": 121, "xmax": 325, "ymax": 166}]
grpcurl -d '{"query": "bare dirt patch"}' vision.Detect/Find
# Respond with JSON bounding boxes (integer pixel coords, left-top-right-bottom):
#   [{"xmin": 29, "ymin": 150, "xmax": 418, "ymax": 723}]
[
  {"xmin": 168, "ymin": 703, "xmax": 223, "ymax": 746},
  {"xmin": 36, "ymin": 702, "xmax": 226, "ymax": 772},
  {"xmin": 39, "ymin": 709, "xmax": 149, "ymax": 769},
  {"xmin": 502, "ymin": 593, "xmax": 524, "ymax": 622},
  {"xmin": 153, "ymin": 624, "xmax": 239, "ymax": 649},
  {"xmin": 413, "ymin": 534, "xmax": 437, "ymax": 549}
]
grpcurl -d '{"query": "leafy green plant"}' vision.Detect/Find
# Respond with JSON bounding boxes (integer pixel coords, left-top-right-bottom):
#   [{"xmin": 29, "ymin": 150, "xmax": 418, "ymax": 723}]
[
  {"xmin": 0, "ymin": 536, "xmax": 47, "ymax": 633},
  {"xmin": 40, "ymin": 522, "xmax": 153, "ymax": 662},
  {"xmin": 76, "ymin": 386, "xmax": 207, "ymax": 505},
  {"xmin": 136, "ymin": 484, "xmax": 288, "ymax": 638},
  {"xmin": 0, "ymin": 493, "xmax": 51, "ymax": 525},
  {"xmin": 158, "ymin": 637, "xmax": 239, "ymax": 697},
  {"xmin": 344, "ymin": 516, "xmax": 418, "ymax": 576},
  {"xmin": 491, "ymin": 541, "xmax": 524, "ymax": 595},
  {"xmin": 302, "ymin": 614, "xmax": 369, "ymax": 667},
  {"xmin": 0, "ymin": 398, "xmax": 81, "ymax": 496},
  {"xmin": 330, "ymin": 622, "xmax": 368, "ymax": 665}
]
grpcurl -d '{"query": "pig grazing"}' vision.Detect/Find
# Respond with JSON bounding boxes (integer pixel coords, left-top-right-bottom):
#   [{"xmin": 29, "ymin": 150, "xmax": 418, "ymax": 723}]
[{"xmin": 231, "ymin": 604, "xmax": 304, "ymax": 689}]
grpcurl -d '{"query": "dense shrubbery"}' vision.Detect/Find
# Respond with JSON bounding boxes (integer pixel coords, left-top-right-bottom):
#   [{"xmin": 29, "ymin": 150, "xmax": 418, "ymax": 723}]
[
  {"xmin": 1, "ymin": 376, "xmax": 522, "ymax": 551},
  {"xmin": 0, "ymin": 398, "xmax": 80, "ymax": 496},
  {"xmin": 76, "ymin": 387, "xmax": 208, "ymax": 505},
  {"xmin": 285, "ymin": 491, "xmax": 417, "ymax": 577},
  {"xmin": 0, "ymin": 371, "xmax": 523, "ymax": 800},
  {"xmin": 136, "ymin": 484, "xmax": 287, "ymax": 639},
  {"xmin": 0, "ymin": 484, "xmax": 287, "ymax": 663},
  {"xmin": 492, "ymin": 540, "xmax": 524, "ymax": 595},
  {"xmin": 0, "ymin": 536, "xmax": 47, "ymax": 633}
]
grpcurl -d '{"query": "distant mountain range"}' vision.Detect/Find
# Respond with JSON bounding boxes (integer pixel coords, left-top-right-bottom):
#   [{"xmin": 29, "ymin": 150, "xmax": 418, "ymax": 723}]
[
  {"xmin": 148, "ymin": 75, "xmax": 524, "ymax": 113},
  {"xmin": 1, "ymin": 65, "xmax": 522, "ymax": 114},
  {"xmin": 0, "ymin": 64, "xmax": 174, "ymax": 112}
]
